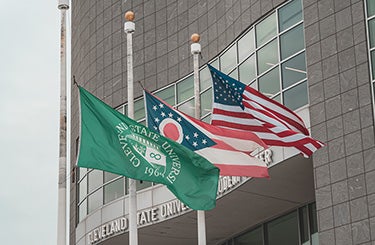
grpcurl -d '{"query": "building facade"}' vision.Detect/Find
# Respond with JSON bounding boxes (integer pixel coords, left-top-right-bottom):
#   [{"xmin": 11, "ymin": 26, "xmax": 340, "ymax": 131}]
[{"xmin": 70, "ymin": 0, "xmax": 375, "ymax": 244}]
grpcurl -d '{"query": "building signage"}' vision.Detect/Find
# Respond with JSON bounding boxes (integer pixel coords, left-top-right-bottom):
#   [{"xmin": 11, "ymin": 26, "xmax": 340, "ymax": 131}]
[{"xmin": 87, "ymin": 174, "xmax": 248, "ymax": 244}]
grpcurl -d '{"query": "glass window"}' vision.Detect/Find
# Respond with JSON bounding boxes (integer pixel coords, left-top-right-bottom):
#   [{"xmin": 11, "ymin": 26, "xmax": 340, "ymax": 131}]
[
  {"xmin": 259, "ymin": 67, "xmax": 280, "ymax": 97},
  {"xmin": 278, "ymin": 0, "xmax": 303, "ymax": 32},
  {"xmin": 210, "ymin": 59, "xmax": 219, "ymax": 69},
  {"xmin": 300, "ymin": 206, "xmax": 310, "ymax": 245},
  {"xmin": 234, "ymin": 226, "xmax": 263, "ymax": 245},
  {"xmin": 256, "ymin": 13, "xmax": 277, "ymax": 47},
  {"xmin": 155, "ymin": 85, "xmax": 175, "ymax": 105},
  {"xmin": 267, "ymin": 211, "xmax": 299, "ymax": 245},
  {"xmin": 88, "ymin": 170, "xmax": 103, "ymax": 193},
  {"xmin": 78, "ymin": 200, "xmax": 87, "ymax": 223},
  {"xmin": 220, "ymin": 44, "xmax": 238, "ymax": 73},
  {"xmin": 369, "ymin": 19, "xmax": 375, "ymax": 48},
  {"xmin": 202, "ymin": 114, "xmax": 211, "ymax": 123},
  {"xmin": 79, "ymin": 167, "xmax": 87, "ymax": 180},
  {"xmin": 257, "ymin": 39, "xmax": 278, "ymax": 75},
  {"xmin": 79, "ymin": 176, "xmax": 87, "ymax": 203},
  {"xmin": 281, "ymin": 52, "xmax": 306, "ymax": 88},
  {"xmin": 367, "ymin": 0, "xmax": 375, "ymax": 17},
  {"xmin": 104, "ymin": 178, "xmax": 124, "ymax": 204},
  {"xmin": 134, "ymin": 98, "xmax": 145, "ymax": 121},
  {"xmin": 200, "ymin": 88, "xmax": 212, "ymax": 117},
  {"xmin": 238, "ymin": 29, "xmax": 255, "ymax": 62},
  {"xmin": 280, "ymin": 24, "xmax": 304, "ymax": 60},
  {"xmin": 178, "ymin": 97, "xmax": 195, "ymax": 117},
  {"xmin": 177, "ymin": 75, "xmax": 194, "ymax": 103},
  {"xmin": 116, "ymin": 105, "xmax": 125, "ymax": 114},
  {"xmin": 283, "ymin": 81, "xmax": 308, "ymax": 110},
  {"xmin": 239, "ymin": 55, "xmax": 256, "ymax": 84},
  {"xmin": 88, "ymin": 188, "xmax": 103, "ymax": 213},
  {"xmin": 200, "ymin": 67, "xmax": 212, "ymax": 91},
  {"xmin": 372, "ymin": 51, "xmax": 375, "ymax": 80},
  {"xmin": 309, "ymin": 203, "xmax": 319, "ymax": 245},
  {"xmin": 273, "ymin": 94, "xmax": 281, "ymax": 103},
  {"xmin": 104, "ymin": 172, "xmax": 120, "ymax": 183},
  {"xmin": 229, "ymin": 68, "xmax": 238, "ymax": 80},
  {"xmin": 136, "ymin": 180, "xmax": 152, "ymax": 191}
]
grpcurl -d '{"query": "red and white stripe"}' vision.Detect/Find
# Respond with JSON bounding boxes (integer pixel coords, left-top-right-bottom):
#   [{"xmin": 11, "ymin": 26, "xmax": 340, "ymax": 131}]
[
  {"xmin": 180, "ymin": 113, "xmax": 269, "ymax": 177},
  {"xmin": 212, "ymin": 86, "xmax": 324, "ymax": 157}
]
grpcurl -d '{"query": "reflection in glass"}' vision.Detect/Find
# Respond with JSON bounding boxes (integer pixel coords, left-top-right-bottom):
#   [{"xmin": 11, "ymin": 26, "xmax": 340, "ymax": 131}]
[
  {"xmin": 177, "ymin": 75, "xmax": 194, "ymax": 103},
  {"xmin": 369, "ymin": 19, "xmax": 375, "ymax": 48},
  {"xmin": 134, "ymin": 98, "xmax": 145, "ymax": 121},
  {"xmin": 259, "ymin": 67, "xmax": 280, "ymax": 96},
  {"xmin": 267, "ymin": 211, "xmax": 299, "ymax": 245},
  {"xmin": 239, "ymin": 55, "xmax": 256, "ymax": 84},
  {"xmin": 238, "ymin": 29, "xmax": 255, "ymax": 62},
  {"xmin": 200, "ymin": 88, "xmax": 212, "ymax": 117},
  {"xmin": 283, "ymin": 81, "xmax": 308, "ymax": 110},
  {"xmin": 178, "ymin": 98, "xmax": 195, "ymax": 117},
  {"xmin": 79, "ymin": 177, "xmax": 87, "ymax": 203},
  {"xmin": 78, "ymin": 200, "xmax": 87, "ymax": 222},
  {"xmin": 155, "ymin": 85, "xmax": 175, "ymax": 105},
  {"xmin": 367, "ymin": 0, "xmax": 375, "ymax": 17},
  {"xmin": 200, "ymin": 67, "xmax": 212, "ymax": 91},
  {"xmin": 280, "ymin": 24, "xmax": 304, "ymax": 60},
  {"xmin": 256, "ymin": 13, "xmax": 277, "ymax": 47},
  {"xmin": 281, "ymin": 52, "xmax": 306, "ymax": 88},
  {"xmin": 88, "ymin": 170, "xmax": 103, "ymax": 193},
  {"xmin": 220, "ymin": 44, "xmax": 237, "ymax": 73},
  {"xmin": 136, "ymin": 180, "xmax": 152, "ymax": 191},
  {"xmin": 234, "ymin": 226, "xmax": 263, "ymax": 245},
  {"xmin": 257, "ymin": 39, "xmax": 278, "ymax": 75},
  {"xmin": 88, "ymin": 188, "xmax": 103, "ymax": 213},
  {"xmin": 278, "ymin": 0, "xmax": 302, "ymax": 32},
  {"xmin": 104, "ymin": 178, "xmax": 124, "ymax": 204}
]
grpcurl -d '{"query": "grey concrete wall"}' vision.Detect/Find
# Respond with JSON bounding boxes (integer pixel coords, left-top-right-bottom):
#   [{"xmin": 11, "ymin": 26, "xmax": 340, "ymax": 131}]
[
  {"xmin": 304, "ymin": 0, "xmax": 375, "ymax": 244},
  {"xmin": 69, "ymin": 0, "xmax": 287, "ymax": 244}
]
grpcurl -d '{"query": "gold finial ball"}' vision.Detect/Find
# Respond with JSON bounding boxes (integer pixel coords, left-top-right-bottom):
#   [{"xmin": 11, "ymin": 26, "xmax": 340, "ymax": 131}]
[
  {"xmin": 191, "ymin": 33, "xmax": 200, "ymax": 43},
  {"xmin": 125, "ymin": 11, "xmax": 135, "ymax": 21}
]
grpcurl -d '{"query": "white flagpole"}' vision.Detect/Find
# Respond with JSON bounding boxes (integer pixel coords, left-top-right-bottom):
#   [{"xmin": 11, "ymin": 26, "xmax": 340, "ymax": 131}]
[
  {"xmin": 124, "ymin": 11, "xmax": 138, "ymax": 245},
  {"xmin": 57, "ymin": 1, "xmax": 69, "ymax": 245},
  {"xmin": 191, "ymin": 33, "xmax": 207, "ymax": 245}
]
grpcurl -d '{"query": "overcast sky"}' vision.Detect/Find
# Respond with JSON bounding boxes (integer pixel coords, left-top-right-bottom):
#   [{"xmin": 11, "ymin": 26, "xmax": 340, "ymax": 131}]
[{"xmin": 0, "ymin": 1, "xmax": 62, "ymax": 244}]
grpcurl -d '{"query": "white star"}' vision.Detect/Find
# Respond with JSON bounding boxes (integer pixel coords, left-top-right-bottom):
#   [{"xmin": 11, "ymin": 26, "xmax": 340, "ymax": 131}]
[
  {"xmin": 161, "ymin": 112, "xmax": 166, "ymax": 117},
  {"xmin": 168, "ymin": 112, "xmax": 173, "ymax": 118},
  {"xmin": 153, "ymin": 105, "xmax": 158, "ymax": 111},
  {"xmin": 177, "ymin": 117, "xmax": 182, "ymax": 122},
  {"xmin": 154, "ymin": 117, "xmax": 160, "ymax": 123},
  {"xmin": 193, "ymin": 132, "xmax": 199, "ymax": 138},
  {"xmin": 153, "ymin": 126, "xmax": 158, "ymax": 130},
  {"xmin": 202, "ymin": 139, "xmax": 207, "ymax": 144},
  {"xmin": 193, "ymin": 141, "xmax": 198, "ymax": 147},
  {"xmin": 185, "ymin": 135, "xmax": 190, "ymax": 140},
  {"xmin": 159, "ymin": 103, "xmax": 164, "ymax": 108}
]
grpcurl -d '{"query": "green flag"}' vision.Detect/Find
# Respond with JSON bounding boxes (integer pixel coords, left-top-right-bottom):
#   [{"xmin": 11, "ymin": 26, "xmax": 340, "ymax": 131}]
[{"xmin": 76, "ymin": 86, "xmax": 219, "ymax": 210}]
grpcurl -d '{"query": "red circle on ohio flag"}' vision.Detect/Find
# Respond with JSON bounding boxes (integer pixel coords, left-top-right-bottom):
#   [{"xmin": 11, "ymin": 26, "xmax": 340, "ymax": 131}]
[{"xmin": 159, "ymin": 118, "xmax": 183, "ymax": 143}]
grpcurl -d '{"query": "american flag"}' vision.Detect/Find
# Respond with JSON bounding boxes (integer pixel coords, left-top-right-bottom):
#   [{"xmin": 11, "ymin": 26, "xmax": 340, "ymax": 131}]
[
  {"xmin": 144, "ymin": 90, "xmax": 269, "ymax": 177},
  {"xmin": 208, "ymin": 64, "xmax": 324, "ymax": 157}
]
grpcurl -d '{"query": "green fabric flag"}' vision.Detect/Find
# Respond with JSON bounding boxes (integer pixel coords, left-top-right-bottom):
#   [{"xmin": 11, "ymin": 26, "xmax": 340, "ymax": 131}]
[{"xmin": 77, "ymin": 86, "xmax": 219, "ymax": 210}]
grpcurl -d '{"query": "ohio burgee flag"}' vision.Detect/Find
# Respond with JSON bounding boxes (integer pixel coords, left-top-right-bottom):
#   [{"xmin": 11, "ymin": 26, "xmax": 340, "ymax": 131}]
[
  {"xmin": 76, "ymin": 86, "xmax": 219, "ymax": 210},
  {"xmin": 144, "ymin": 90, "xmax": 269, "ymax": 177}
]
